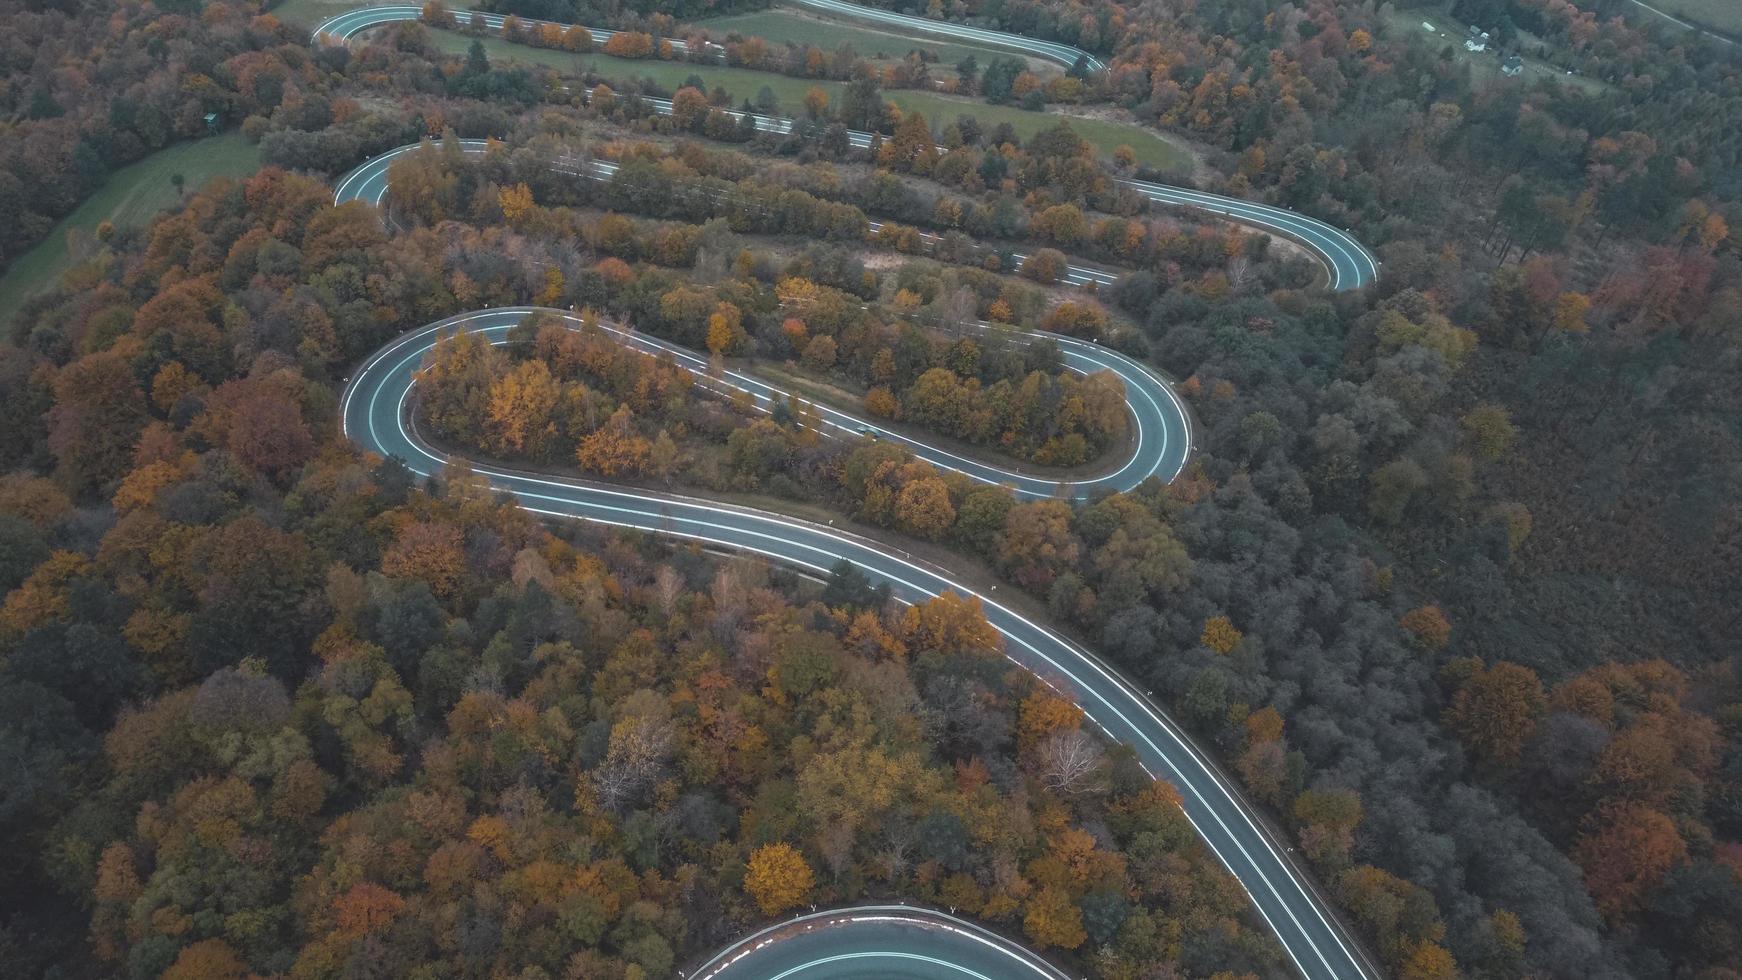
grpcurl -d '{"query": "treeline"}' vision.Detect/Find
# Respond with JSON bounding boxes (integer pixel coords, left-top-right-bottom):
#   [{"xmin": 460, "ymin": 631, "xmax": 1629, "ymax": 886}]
[{"xmin": 472, "ymin": 0, "xmax": 759, "ymax": 28}]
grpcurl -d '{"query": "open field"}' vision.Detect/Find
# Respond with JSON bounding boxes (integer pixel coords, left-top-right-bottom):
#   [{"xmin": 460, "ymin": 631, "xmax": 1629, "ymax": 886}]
[
  {"xmin": 269, "ymin": 0, "xmax": 365, "ymax": 29},
  {"xmin": 427, "ymin": 30, "xmax": 1189, "ymax": 171},
  {"xmin": 0, "ymin": 134, "xmax": 262, "ymax": 323},
  {"xmin": 269, "ymin": 0, "xmax": 374, "ymax": 29},
  {"xmin": 691, "ymin": 8, "xmax": 1032, "ymax": 70},
  {"xmin": 270, "ymin": 0, "xmax": 1057, "ymax": 65},
  {"xmin": 1623, "ymin": 0, "xmax": 1741, "ymax": 39},
  {"xmin": 269, "ymin": 1, "xmax": 1185, "ymax": 169},
  {"xmin": 1382, "ymin": 10, "xmax": 1611, "ymax": 95}
]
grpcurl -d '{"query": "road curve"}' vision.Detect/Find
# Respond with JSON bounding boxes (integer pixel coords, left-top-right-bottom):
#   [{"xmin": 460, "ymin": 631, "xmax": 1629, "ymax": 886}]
[
  {"xmin": 690, "ymin": 906, "xmax": 1074, "ymax": 980},
  {"xmin": 312, "ymin": 2, "xmax": 1100, "ymax": 70},
  {"xmin": 342, "ymin": 305, "xmax": 1375, "ymax": 980},
  {"xmin": 788, "ymin": 0, "xmax": 1105, "ymax": 71},
  {"xmin": 333, "ymin": 145, "xmax": 1190, "ymax": 495},
  {"xmin": 313, "ymin": 4, "xmax": 717, "ymax": 56},
  {"xmin": 311, "ymin": 6, "xmax": 1379, "ymax": 292},
  {"xmin": 327, "ymin": 9, "xmax": 1381, "ymax": 979}
]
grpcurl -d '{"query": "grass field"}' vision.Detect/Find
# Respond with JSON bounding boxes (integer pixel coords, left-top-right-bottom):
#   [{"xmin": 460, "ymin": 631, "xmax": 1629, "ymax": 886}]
[
  {"xmin": 269, "ymin": 0, "xmax": 1054, "ymax": 65},
  {"xmin": 429, "ymin": 30, "xmax": 1189, "ymax": 171},
  {"xmin": 269, "ymin": 0, "xmax": 367, "ymax": 30},
  {"xmin": 1627, "ymin": 0, "xmax": 1742, "ymax": 38},
  {"xmin": 270, "ymin": 1, "xmax": 1185, "ymax": 168},
  {"xmin": 691, "ymin": 9, "xmax": 1030, "ymax": 70},
  {"xmin": 0, "ymin": 135, "xmax": 262, "ymax": 322},
  {"xmin": 1382, "ymin": 10, "xmax": 1610, "ymax": 95}
]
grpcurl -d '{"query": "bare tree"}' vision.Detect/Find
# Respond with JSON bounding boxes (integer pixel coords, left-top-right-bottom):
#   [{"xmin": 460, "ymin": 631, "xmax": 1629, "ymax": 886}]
[
  {"xmin": 653, "ymin": 565, "xmax": 683, "ymax": 618},
  {"xmin": 944, "ymin": 285, "xmax": 978, "ymax": 335},
  {"xmin": 592, "ymin": 714, "xmax": 675, "ymax": 813},
  {"xmin": 875, "ymin": 823, "xmax": 916, "ymax": 882},
  {"xmin": 818, "ymin": 821, "xmax": 857, "ymax": 882},
  {"xmin": 1228, "ymin": 254, "xmax": 1254, "ymax": 293},
  {"xmin": 710, "ymin": 565, "xmax": 748, "ymax": 644},
  {"xmin": 1038, "ymin": 729, "xmax": 1105, "ymax": 796}
]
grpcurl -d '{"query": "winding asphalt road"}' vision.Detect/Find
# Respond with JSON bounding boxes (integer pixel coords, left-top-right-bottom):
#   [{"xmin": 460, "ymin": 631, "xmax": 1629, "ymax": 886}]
[
  {"xmin": 312, "ymin": 6, "xmax": 1379, "ymax": 291},
  {"xmin": 333, "ymin": 142, "xmax": 1190, "ymax": 496},
  {"xmin": 324, "ymin": 6, "xmax": 1384, "ymax": 979},
  {"xmin": 788, "ymin": 0, "xmax": 1104, "ymax": 71},
  {"xmin": 343, "ymin": 304, "xmax": 1372, "ymax": 980},
  {"xmin": 314, "ymin": 2, "xmax": 1100, "ymax": 70},
  {"xmin": 314, "ymin": 4, "xmax": 718, "ymax": 56},
  {"xmin": 343, "ymin": 303, "xmax": 1374, "ymax": 980}
]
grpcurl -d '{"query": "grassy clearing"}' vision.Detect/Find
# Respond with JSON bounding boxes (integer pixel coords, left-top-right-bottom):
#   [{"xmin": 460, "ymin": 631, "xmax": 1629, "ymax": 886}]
[
  {"xmin": 431, "ymin": 29, "xmax": 828, "ymax": 105},
  {"xmin": 1630, "ymin": 0, "xmax": 1742, "ymax": 37},
  {"xmin": 691, "ymin": 9, "xmax": 1024, "ymax": 70},
  {"xmin": 0, "ymin": 134, "xmax": 262, "ymax": 323},
  {"xmin": 268, "ymin": 0, "xmax": 368, "ymax": 30},
  {"xmin": 429, "ymin": 30, "xmax": 1189, "ymax": 171},
  {"xmin": 885, "ymin": 91, "xmax": 1186, "ymax": 172},
  {"xmin": 1382, "ymin": 10, "xmax": 1610, "ymax": 95},
  {"xmin": 268, "ymin": 0, "xmax": 1051, "ymax": 64},
  {"xmin": 264, "ymin": 0, "xmax": 357, "ymax": 30}
]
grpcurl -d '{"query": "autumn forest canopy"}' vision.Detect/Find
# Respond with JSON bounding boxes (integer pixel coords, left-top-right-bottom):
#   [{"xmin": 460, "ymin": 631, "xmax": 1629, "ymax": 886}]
[{"xmin": 0, "ymin": 0, "xmax": 1740, "ymax": 978}]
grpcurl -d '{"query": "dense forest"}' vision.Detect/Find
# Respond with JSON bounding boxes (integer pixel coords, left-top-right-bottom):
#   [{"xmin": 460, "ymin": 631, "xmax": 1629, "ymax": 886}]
[
  {"xmin": 0, "ymin": 163, "xmax": 1287, "ymax": 977},
  {"xmin": 1, "ymin": 0, "xmax": 1740, "ymax": 978}
]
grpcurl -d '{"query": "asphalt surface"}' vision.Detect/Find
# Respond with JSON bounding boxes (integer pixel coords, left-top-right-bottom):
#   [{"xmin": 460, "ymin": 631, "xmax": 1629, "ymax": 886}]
[
  {"xmin": 314, "ymin": 4, "xmax": 714, "ymax": 55},
  {"xmin": 788, "ymin": 0, "xmax": 1105, "ymax": 71},
  {"xmin": 312, "ymin": 7, "xmax": 1379, "ymax": 292},
  {"xmin": 690, "ymin": 907, "xmax": 1073, "ymax": 980},
  {"xmin": 325, "ymin": 8, "xmax": 1383, "ymax": 980}
]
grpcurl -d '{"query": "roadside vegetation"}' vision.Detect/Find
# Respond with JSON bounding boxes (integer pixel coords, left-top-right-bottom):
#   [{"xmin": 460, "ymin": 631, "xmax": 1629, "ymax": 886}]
[
  {"xmin": 415, "ymin": 23, "xmax": 1190, "ymax": 169},
  {"xmin": 1642, "ymin": 0, "xmax": 1742, "ymax": 35},
  {"xmin": 692, "ymin": 8, "xmax": 1032, "ymax": 71}
]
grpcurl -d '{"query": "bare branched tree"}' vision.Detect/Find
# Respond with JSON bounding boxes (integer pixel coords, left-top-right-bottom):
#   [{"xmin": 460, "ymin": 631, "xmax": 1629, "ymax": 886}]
[
  {"xmin": 875, "ymin": 823, "xmax": 915, "ymax": 882},
  {"xmin": 654, "ymin": 565, "xmax": 683, "ymax": 618},
  {"xmin": 1039, "ymin": 729, "xmax": 1105, "ymax": 796},
  {"xmin": 591, "ymin": 714, "xmax": 675, "ymax": 813}
]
